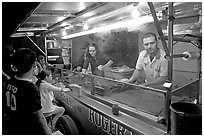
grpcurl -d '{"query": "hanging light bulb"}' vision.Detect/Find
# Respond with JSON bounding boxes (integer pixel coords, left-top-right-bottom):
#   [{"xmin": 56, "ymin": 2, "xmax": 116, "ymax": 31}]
[
  {"xmin": 79, "ymin": 2, "xmax": 85, "ymax": 11},
  {"xmin": 83, "ymin": 23, "xmax": 89, "ymax": 30},
  {"xmin": 131, "ymin": 8, "xmax": 140, "ymax": 19},
  {"xmin": 62, "ymin": 29, "xmax": 67, "ymax": 37}
]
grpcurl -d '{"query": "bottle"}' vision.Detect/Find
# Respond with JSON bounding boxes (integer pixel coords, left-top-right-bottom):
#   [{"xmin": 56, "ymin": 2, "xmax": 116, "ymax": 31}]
[{"xmin": 112, "ymin": 104, "xmax": 119, "ymax": 115}]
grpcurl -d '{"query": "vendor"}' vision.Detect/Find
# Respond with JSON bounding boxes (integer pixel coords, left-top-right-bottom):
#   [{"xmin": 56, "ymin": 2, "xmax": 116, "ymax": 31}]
[
  {"xmin": 82, "ymin": 42, "xmax": 113, "ymax": 76},
  {"xmin": 123, "ymin": 32, "xmax": 168, "ymax": 88}
]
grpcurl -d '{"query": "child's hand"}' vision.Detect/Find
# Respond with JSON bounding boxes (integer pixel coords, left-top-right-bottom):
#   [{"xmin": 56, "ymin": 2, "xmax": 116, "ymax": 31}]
[
  {"xmin": 119, "ymin": 78, "xmax": 129, "ymax": 83},
  {"xmin": 97, "ymin": 65, "xmax": 103, "ymax": 71}
]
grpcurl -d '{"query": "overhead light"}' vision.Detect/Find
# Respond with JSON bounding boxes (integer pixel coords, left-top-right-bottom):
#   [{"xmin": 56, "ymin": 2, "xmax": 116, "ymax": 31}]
[
  {"xmin": 82, "ymin": 12, "xmax": 93, "ymax": 18},
  {"xmin": 79, "ymin": 2, "xmax": 85, "ymax": 11},
  {"xmin": 83, "ymin": 23, "xmax": 89, "ymax": 30},
  {"xmin": 11, "ymin": 32, "xmax": 34, "ymax": 37},
  {"xmin": 87, "ymin": 4, "xmax": 134, "ymax": 24},
  {"xmin": 57, "ymin": 17, "xmax": 66, "ymax": 22},
  {"xmin": 137, "ymin": 2, "xmax": 147, "ymax": 6},
  {"xmin": 62, "ymin": 15, "xmax": 153, "ymax": 40},
  {"xmin": 65, "ymin": 25, "xmax": 73, "ymax": 29},
  {"xmin": 131, "ymin": 8, "xmax": 140, "ymax": 19},
  {"xmin": 18, "ymin": 27, "xmax": 48, "ymax": 31},
  {"xmin": 51, "ymin": 33, "xmax": 59, "ymax": 36},
  {"xmin": 62, "ymin": 29, "xmax": 67, "ymax": 37},
  {"xmin": 60, "ymin": 22, "xmax": 70, "ymax": 27}
]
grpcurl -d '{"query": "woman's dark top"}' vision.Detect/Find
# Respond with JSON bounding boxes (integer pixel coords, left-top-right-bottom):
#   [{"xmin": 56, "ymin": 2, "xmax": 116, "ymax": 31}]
[{"xmin": 83, "ymin": 53, "xmax": 111, "ymax": 76}]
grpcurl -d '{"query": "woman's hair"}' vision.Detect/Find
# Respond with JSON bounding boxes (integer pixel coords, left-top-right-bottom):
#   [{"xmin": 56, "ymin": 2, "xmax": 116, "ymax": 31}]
[
  {"xmin": 87, "ymin": 42, "xmax": 99, "ymax": 58},
  {"xmin": 88, "ymin": 42, "xmax": 98, "ymax": 52},
  {"xmin": 11, "ymin": 48, "xmax": 36, "ymax": 74}
]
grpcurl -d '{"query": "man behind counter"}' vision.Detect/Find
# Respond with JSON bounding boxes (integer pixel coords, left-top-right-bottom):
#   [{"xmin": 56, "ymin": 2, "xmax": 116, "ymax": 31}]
[{"xmin": 123, "ymin": 32, "xmax": 168, "ymax": 88}]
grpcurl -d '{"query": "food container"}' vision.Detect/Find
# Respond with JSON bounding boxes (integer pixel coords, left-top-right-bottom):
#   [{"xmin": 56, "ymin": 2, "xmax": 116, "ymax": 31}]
[{"xmin": 104, "ymin": 66, "xmax": 134, "ymax": 80}]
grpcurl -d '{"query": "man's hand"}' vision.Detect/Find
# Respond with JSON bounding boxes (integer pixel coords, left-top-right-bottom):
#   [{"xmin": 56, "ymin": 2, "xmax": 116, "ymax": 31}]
[
  {"xmin": 119, "ymin": 78, "xmax": 130, "ymax": 83},
  {"xmin": 139, "ymin": 83, "xmax": 148, "ymax": 87},
  {"xmin": 76, "ymin": 66, "xmax": 82, "ymax": 72},
  {"xmin": 97, "ymin": 65, "xmax": 103, "ymax": 71}
]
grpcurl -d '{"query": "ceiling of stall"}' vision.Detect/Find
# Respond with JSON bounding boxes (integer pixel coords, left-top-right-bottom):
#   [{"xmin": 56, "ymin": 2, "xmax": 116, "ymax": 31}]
[{"xmin": 11, "ymin": 2, "xmax": 202, "ymax": 39}]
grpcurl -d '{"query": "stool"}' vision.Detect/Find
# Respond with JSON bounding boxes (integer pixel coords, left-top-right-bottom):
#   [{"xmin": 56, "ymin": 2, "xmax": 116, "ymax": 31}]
[{"xmin": 43, "ymin": 112, "xmax": 54, "ymax": 132}]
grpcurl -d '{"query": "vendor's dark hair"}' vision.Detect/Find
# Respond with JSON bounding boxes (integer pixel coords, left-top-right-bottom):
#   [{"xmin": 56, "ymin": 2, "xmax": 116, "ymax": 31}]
[
  {"xmin": 87, "ymin": 42, "xmax": 99, "ymax": 57},
  {"xmin": 88, "ymin": 42, "xmax": 98, "ymax": 52},
  {"xmin": 11, "ymin": 48, "xmax": 36, "ymax": 75}
]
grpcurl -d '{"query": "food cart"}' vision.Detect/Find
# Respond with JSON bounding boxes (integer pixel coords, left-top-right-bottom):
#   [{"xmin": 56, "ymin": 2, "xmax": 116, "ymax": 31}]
[{"xmin": 3, "ymin": 2, "xmax": 202, "ymax": 135}]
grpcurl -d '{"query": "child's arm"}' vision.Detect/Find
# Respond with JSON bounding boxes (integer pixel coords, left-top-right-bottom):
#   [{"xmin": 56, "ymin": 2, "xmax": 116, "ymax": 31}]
[
  {"xmin": 46, "ymin": 82, "xmax": 62, "ymax": 94},
  {"xmin": 46, "ymin": 82, "xmax": 71, "ymax": 94}
]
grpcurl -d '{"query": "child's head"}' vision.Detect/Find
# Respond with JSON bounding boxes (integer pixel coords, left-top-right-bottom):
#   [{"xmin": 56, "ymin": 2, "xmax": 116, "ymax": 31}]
[
  {"xmin": 11, "ymin": 48, "xmax": 36, "ymax": 75},
  {"xmin": 39, "ymin": 70, "xmax": 52, "ymax": 82}
]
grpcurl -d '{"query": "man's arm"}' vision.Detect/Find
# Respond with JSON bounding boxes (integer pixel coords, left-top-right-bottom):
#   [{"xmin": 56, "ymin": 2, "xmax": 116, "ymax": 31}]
[
  {"xmin": 126, "ymin": 69, "xmax": 141, "ymax": 83},
  {"xmin": 32, "ymin": 110, "xmax": 51, "ymax": 134},
  {"xmin": 124, "ymin": 50, "xmax": 144, "ymax": 84},
  {"xmin": 140, "ymin": 76, "xmax": 167, "ymax": 87}
]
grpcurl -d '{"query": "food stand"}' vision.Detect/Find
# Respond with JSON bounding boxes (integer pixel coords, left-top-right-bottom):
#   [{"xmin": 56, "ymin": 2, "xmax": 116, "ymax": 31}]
[{"xmin": 3, "ymin": 2, "xmax": 202, "ymax": 135}]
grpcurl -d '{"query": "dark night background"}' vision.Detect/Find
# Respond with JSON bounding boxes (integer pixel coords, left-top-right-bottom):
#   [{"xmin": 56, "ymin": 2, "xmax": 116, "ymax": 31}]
[
  {"xmin": 2, "ymin": 2, "xmax": 40, "ymax": 76},
  {"xmin": 2, "ymin": 2, "xmax": 39, "ymax": 45}
]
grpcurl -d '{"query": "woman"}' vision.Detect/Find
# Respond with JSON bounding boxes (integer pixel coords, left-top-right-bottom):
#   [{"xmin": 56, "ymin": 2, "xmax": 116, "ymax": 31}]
[{"xmin": 82, "ymin": 42, "xmax": 113, "ymax": 76}]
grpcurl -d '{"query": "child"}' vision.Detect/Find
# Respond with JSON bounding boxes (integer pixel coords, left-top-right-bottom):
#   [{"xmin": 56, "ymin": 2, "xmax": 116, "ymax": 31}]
[{"xmin": 37, "ymin": 70, "xmax": 69, "ymax": 128}]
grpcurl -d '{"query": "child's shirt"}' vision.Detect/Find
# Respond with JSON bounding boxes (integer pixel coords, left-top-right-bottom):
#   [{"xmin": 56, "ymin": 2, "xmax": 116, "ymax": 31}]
[{"xmin": 39, "ymin": 80, "xmax": 61, "ymax": 113}]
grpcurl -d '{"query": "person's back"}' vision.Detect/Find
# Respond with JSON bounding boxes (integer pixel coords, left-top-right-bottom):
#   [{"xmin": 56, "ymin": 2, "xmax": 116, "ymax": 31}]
[
  {"xmin": 3, "ymin": 48, "xmax": 50, "ymax": 135},
  {"xmin": 4, "ymin": 77, "xmax": 44, "ymax": 134},
  {"xmin": 39, "ymin": 80, "xmax": 56, "ymax": 113}
]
